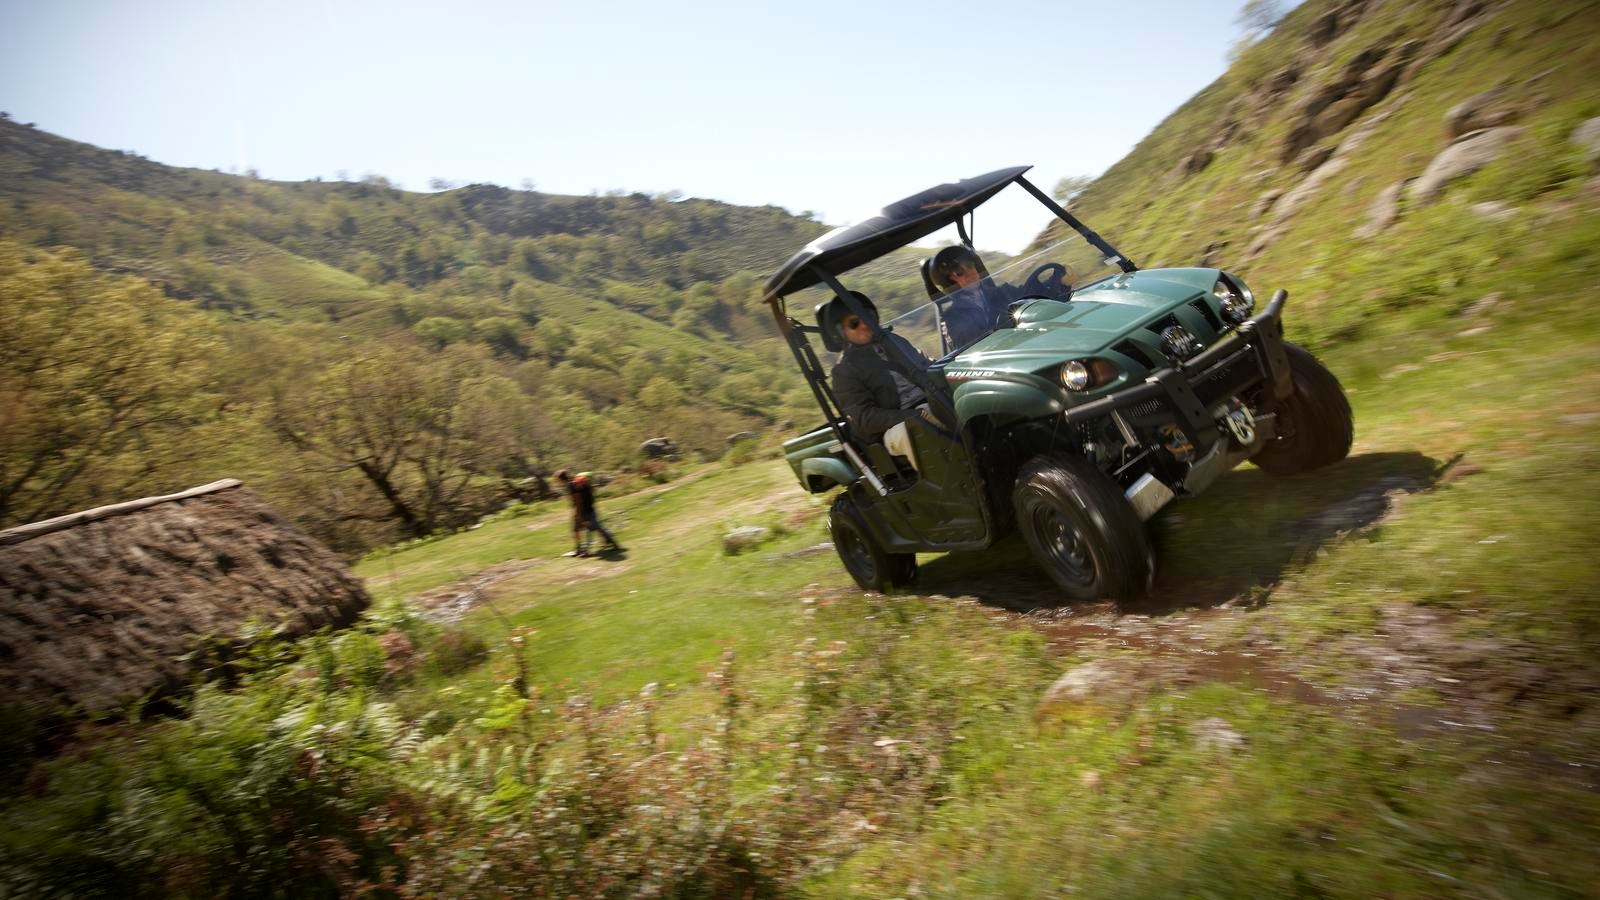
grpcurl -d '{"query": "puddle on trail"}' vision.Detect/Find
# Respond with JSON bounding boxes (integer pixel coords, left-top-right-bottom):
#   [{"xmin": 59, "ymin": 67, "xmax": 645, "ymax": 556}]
[{"xmin": 1032, "ymin": 618, "xmax": 1334, "ymax": 707}]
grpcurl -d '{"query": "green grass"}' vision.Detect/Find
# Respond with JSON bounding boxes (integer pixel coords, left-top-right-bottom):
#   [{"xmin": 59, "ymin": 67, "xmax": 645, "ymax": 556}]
[{"xmin": 6, "ymin": 0, "xmax": 1600, "ymax": 893}]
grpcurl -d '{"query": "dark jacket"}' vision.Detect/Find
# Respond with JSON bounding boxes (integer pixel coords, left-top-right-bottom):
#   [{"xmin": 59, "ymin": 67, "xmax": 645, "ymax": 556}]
[{"xmin": 831, "ymin": 334, "xmax": 933, "ymax": 440}]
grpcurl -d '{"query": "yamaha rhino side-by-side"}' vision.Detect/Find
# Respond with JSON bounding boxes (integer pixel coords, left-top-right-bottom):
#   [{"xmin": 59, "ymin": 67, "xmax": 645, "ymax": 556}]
[{"xmin": 763, "ymin": 166, "xmax": 1353, "ymax": 602}]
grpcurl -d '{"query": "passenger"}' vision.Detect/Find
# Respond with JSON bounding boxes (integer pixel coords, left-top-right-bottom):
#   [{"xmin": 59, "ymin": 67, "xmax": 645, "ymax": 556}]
[
  {"xmin": 827, "ymin": 292, "xmax": 940, "ymax": 472},
  {"xmin": 932, "ymin": 246, "xmax": 1006, "ymax": 349}
]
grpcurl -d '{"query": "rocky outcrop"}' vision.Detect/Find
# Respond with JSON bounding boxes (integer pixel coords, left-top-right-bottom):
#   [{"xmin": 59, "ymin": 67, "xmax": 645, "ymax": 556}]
[
  {"xmin": 1281, "ymin": 40, "xmax": 1417, "ymax": 163},
  {"xmin": 640, "ymin": 436, "xmax": 680, "ymax": 460},
  {"xmin": 1572, "ymin": 116, "xmax": 1600, "ymax": 166},
  {"xmin": 1407, "ymin": 126, "xmax": 1525, "ymax": 206},
  {"xmin": 1445, "ymin": 86, "xmax": 1519, "ymax": 138},
  {"xmin": 1354, "ymin": 178, "xmax": 1410, "ymax": 238},
  {"xmin": 0, "ymin": 481, "xmax": 370, "ymax": 714},
  {"xmin": 722, "ymin": 526, "xmax": 772, "ymax": 555}
]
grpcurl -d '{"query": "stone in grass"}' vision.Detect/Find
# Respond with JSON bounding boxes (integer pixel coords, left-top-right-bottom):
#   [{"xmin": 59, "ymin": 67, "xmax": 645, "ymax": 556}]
[
  {"xmin": 722, "ymin": 525, "xmax": 773, "ymax": 555},
  {"xmin": 1039, "ymin": 658, "xmax": 1146, "ymax": 716},
  {"xmin": 1571, "ymin": 116, "xmax": 1600, "ymax": 166},
  {"xmin": 1407, "ymin": 126, "xmax": 1525, "ymax": 206},
  {"xmin": 1191, "ymin": 717, "xmax": 1247, "ymax": 753}
]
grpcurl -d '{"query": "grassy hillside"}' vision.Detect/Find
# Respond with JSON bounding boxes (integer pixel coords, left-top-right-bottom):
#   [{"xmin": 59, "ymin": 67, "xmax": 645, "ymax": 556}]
[
  {"xmin": 0, "ymin": 117, "xmax": 835, "ymax": 546},
  {"xmin": 3, "ymin": 0, "xmax": 1599, "ymax": 895}
]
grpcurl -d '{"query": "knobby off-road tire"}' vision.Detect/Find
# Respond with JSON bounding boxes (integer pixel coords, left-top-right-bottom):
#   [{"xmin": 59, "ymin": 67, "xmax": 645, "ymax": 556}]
[
  {"xmin": 829, "ymin": 495, "xmax": 917, "ymax": 592},
  {"xmin": 1012, "ymin": 456, "xmax": 1153, "ymax": 603},
  {"xmin": 1251, "ymin": 342, "xmax": 1354, "ymax": 476}
]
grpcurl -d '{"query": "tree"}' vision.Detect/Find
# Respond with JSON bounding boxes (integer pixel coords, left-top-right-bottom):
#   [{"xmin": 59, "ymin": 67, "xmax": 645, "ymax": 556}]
[
  {"xmin": 0, "ymin": 242, "xmax": 224, "ymax": 526},
  {"xmin": 266, "ymin": 346, "xmax": 528, "ymax": 537},
  {"xmin": 1235, "ymin": 0, "xmax": 1285, "ymax": 33},
  {"xmin": 1051, "ymin": 175, "xmax": 1093, "ymax": 205},
  {"xmin": 414, "ymin": 316, "xmax": 471, "ymax": 348}
]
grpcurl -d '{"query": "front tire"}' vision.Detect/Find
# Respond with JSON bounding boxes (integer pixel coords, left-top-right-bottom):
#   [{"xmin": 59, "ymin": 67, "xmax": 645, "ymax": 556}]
[
  {"xmin": 1012, "ymin": 456, "xmax": 1153, "ymax": 603},
  {"xmin": 829, "ymin": 495, "xmax": 917, "ymax": 592},
  {"xmin": 1251, "ymin": 342, "xmax": 1353, "ymax": 476}
]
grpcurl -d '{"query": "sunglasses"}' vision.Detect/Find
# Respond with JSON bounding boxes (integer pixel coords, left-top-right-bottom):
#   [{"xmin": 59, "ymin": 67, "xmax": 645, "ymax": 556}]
[{"xmin": 842, "ymin": 316, "xmax": 870, "ymax": 330}]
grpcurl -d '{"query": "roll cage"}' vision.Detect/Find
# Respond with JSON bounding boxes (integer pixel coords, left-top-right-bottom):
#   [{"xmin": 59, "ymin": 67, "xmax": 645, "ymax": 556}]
[{"xmin": 764, "ymin": 166, "xmax": 1137, "ymax": 480}]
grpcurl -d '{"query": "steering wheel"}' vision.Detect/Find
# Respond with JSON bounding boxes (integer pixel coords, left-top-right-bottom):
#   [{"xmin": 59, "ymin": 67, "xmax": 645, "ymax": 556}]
[{"xmin": 1019, "ymin": 262, "xmax": 1073, "ymax": 300}]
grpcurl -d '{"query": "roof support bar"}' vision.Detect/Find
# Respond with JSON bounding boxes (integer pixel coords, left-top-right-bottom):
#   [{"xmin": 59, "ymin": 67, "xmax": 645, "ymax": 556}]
[{"xmin": 1015, "ymin": 176, "xmax": 1138, "ymax": 273}]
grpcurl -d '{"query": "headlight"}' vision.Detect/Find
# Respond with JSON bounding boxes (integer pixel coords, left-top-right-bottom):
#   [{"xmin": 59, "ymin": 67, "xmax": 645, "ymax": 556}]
[
  {"xmin": 1058, "ymin": 359, "xmax": 1118, "ymax": 392},
  {"xmin": 1214, "ymin": 275, "xmax": 1254, "ymax": 324},
  {"xmin": 1060, "ymin": 360, "xmax": 1091, "ymax": 391}
]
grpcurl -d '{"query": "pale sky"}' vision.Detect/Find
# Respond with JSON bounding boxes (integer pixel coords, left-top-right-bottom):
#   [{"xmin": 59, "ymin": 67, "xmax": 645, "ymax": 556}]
[{"xmin": 1, "ymin": 0, "xmax": 1247, "ymax": 253}]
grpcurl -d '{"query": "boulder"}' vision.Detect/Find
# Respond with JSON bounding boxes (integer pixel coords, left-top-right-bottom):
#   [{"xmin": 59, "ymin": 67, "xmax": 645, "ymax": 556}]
[
  {"xmin": 1470, "ymin": 200, "xmax": 1516, "ymax": 222},
  {"xmin": 1571, "ymin": 116, "xmax": 1600, "ymax": 166},
  {"xmin": 1250, "ymin": 188, "xmax": 1285, "ymax": 218},
  {"xmin": 1407, "ymin": 126, "xmax": 1525, "ymax": 206},
  {"xmin": 639, "ymin": 436, "xmax": 680, "ymax": 460},
  {"xmin": 1292, "ymin": 144, "xmax": 1337, "ymax": 173},
  {"xmin": 1354, "ymin": 178, "xmax": 1409, "ymax": 237},
  {"xmin": 1307, "ymin": 10, "xmax": 1340, "ymax": 46},
  {"xmin": 1444, "ymin": 86, "xmax": 1516, "ymax": 138},
  {"xmin": 722, "ymin": 525, "xmax": 773, "ymax": 555},
  {"xmin": 1191, "ymin": 717, "xmax": 1247, "ymax": 753},
  {"xmin": 1040, "ymin": 658, "xmax": 1145, "ymax": 708},
  {"xmin": 1280, "ymin": 42, "xmax": 1414, "ymax": 163},
  {"xmin": 726, "ymin": 431, "xmax": 757, "ymax": 445},
  {"xmin": 1196, "ymin": 240, "xmax": 1230, "ymax": 267}
]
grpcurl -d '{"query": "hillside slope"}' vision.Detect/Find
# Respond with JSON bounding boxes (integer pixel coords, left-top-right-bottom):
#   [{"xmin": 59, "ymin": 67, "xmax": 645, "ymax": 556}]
[
  {"xmin": 0, "ymin": 119, "xmax": 832, "ymax": 545},
  {"xmin": 3, "ymin": 0, "xmax": 1599, "ymax": 894}
]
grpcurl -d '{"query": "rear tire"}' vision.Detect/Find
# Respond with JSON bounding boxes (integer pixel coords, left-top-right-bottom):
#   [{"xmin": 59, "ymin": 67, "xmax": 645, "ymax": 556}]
[
  {"xmin": 829, "ymin": 495, "xmax": 917, "ymax": 592},
  {"xmin": 1251, "ymin": 342, "xmax": 1353, "ymax": 476},
  {"xmin": 1012, "ymin": 456, "xmax": 1153, "ymax": 603}
]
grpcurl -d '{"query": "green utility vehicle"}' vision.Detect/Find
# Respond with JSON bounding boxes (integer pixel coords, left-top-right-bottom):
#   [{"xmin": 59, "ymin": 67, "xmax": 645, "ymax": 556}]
[{"xmin": 765, "ymin": 166, "xmax": 1352, "ymax": 601}]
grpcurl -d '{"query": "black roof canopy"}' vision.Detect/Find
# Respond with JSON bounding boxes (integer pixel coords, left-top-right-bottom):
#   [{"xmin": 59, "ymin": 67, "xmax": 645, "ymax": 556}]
[{"xmin": 763, "ymin": 165, "xmax": 1031, "ymax": 302}]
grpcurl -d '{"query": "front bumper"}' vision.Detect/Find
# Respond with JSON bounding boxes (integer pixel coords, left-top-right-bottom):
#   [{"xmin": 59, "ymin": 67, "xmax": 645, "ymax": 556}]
[{"xmin": 1060, "ymin": 289, "xmax": 1293, "ymax": 443}]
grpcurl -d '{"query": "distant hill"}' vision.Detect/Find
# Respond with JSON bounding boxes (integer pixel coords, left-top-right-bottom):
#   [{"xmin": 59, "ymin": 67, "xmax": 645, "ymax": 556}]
[{"xmin": 0, "ymin": 117, "xmax": 831, "ymax": 548}]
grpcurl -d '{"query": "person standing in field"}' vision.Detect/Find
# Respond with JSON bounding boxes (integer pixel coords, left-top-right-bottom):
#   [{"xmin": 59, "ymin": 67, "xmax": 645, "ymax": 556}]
[{"xmin": 556, "ymin": 469, "xmax": 622, "ymax": 556}]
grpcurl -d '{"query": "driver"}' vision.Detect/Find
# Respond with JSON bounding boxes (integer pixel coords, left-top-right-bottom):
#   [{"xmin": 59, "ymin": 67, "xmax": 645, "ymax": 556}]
[
  {"xmin": 827, "ymin": 292, "xmax": 940, "ymax": 472},
  {"xmin": 932, "ymin": 246, "xmax": 1007, "ymax": 349}
]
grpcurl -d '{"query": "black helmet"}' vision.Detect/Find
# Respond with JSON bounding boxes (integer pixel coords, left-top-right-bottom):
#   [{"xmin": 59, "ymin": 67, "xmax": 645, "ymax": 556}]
[{"xmin": 815, "ymin": 291, "xmax": 877, "ymax": 352}]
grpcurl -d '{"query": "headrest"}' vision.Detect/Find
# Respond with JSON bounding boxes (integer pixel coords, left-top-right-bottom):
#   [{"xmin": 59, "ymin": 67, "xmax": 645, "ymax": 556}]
[{"xmin": 814, "ymin": 291, "xmax": 877, "ymax": 353}]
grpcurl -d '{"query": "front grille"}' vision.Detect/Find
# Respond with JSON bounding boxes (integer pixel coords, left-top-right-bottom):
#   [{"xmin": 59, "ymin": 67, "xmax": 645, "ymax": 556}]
[
  {"xmin": 1192, "ymin": 353, "xmax": 1261, "ymax": 406},
  {"xmin": 1113, "ymin": 340, "xmax": 1156, "ymax": 369},
  {"xmin": 1144, "ymin": 313, "xmax": 1182, "ymax": 336},
  {"xmin": 1124, "ymin": 399, "xmax": 1165, "ymax": 420},
  {"xmin": 1189, "ymin": 298, "xmax": 1223, "ymax": 331}
]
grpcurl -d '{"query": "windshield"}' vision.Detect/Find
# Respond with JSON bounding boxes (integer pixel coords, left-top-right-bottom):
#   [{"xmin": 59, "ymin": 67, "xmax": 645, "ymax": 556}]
[
  {"xmin": 882, "ymin": 231, "xmax": 1124, "ymax": 358},
  {"xmin": 787, "ymin": 178, "xmax": 1129, "ymax": 362}
]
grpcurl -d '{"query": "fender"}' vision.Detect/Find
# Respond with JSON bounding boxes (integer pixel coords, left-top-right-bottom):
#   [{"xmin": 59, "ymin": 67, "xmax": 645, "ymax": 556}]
[
  {"xmin": 952, "ymin": 376, "xmax": 1064, "ymax": 428},
  {"xmin": 800, "ymin": 456, "xmax": 856, "ymax": 492}
]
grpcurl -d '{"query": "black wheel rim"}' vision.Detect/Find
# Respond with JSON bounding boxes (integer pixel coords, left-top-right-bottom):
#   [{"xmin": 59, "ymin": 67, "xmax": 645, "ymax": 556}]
[
  {"xmin": 837, "ymin": 521, "xmax": 878, "ymax": 583},
  {"xmin": 1028, "ymin": 501, "xmax": 1096, "ymax": 588}
]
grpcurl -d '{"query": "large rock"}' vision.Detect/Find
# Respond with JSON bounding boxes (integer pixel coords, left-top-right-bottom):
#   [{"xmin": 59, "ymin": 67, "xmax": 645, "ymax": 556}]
[
  {"xmin": 1445, "ymin": 86, "xmax": 1517, "ymax": 138},
  {"xmin": 1354, "ymin": 178, "xmax": 1409, "ymax": 237},
  {"xmin": 722, "ymin": 526, "xmax": 773, "ymax": 555},
  {"xmin": 1040, "ymin": 657, "xmax": 1146, "ymax": 709},
  {"xmin": 0, "ymin": 481, "xmax": 370, "ymax": 714},
  {"xmin": 1407, "ymin": 126, "xmax": 1525, "ymax": 206},
  {"xmin": 1572, "ymin": 116, "xmax": 1600, "ymax": 166},
  {"xmin": 639, "ymin": 436, "xmax": 680, "ymax": 460},
  {"xmin": 1191, "ymin": 717, "xmax": 1248, "ymax": 753},
  {"xmin": 1280, "ymin": 42, "xmax": 1412, "ymax": 162}
]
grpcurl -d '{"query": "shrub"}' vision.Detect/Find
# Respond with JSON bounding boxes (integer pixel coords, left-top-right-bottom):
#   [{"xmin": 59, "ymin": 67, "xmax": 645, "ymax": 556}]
[{"xmin": 426, "ymin": 628, "xmax": 490, "ymax": 677}]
